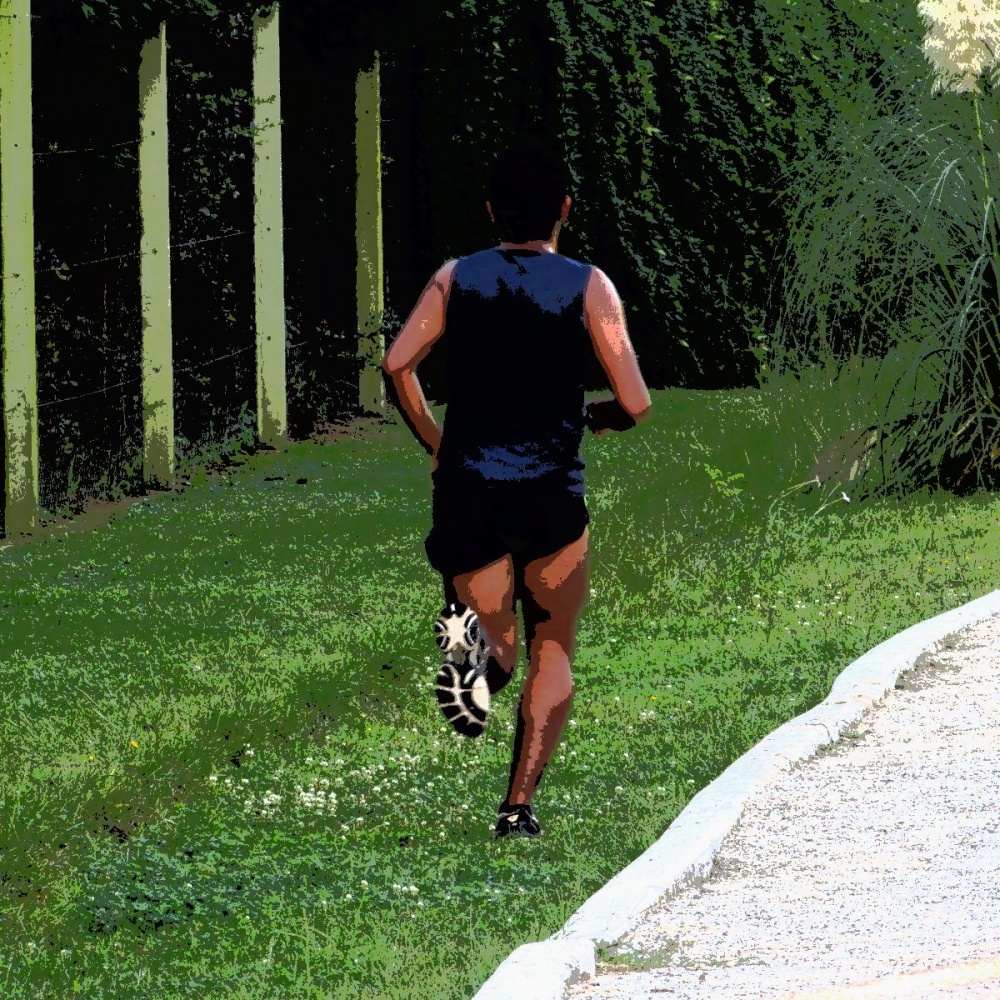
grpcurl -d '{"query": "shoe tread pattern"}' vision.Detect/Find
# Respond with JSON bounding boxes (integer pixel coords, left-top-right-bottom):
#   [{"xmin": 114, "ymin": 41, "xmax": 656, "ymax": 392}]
[{"xmin": 435, "ymin": 603, "xmax": 490, "ymax": 739}]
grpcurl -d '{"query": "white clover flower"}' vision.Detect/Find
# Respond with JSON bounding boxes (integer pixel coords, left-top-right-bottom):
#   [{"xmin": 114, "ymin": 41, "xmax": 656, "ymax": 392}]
[{"xmin": 209, "ymin": 775, "xmax": 218, "ymax": 783}]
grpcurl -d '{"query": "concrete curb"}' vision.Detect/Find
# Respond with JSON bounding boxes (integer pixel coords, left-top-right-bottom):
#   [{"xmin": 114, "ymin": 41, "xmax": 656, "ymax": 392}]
[
  {"xmin": 472, "ymin": 940, "xmax": 595, "ymax": 1000},
  {"xmin": 470, "ymin": 587, "xmax": 1000, "ymax": 999}
]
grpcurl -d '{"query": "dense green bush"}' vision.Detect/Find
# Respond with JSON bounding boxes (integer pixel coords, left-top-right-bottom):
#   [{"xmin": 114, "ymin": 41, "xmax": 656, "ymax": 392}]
[{"xmin": 77, "ymin": 0, "xmax": 275, "ymax": 32}]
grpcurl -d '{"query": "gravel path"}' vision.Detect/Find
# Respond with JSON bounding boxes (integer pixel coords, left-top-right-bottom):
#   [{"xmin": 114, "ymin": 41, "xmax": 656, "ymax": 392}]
[{"xmin": 564, "ymin": 614, "xmax": 1000, "ymax": 999}]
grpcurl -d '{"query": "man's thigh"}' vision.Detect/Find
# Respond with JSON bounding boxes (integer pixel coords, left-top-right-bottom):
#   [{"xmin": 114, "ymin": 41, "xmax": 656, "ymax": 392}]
[{"xmin": 445, "ymin": 552, "xmax": 516, "ymax": 618}]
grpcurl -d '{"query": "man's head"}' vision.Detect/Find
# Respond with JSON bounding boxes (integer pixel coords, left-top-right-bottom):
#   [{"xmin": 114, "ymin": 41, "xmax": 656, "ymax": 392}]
[{"xmin": 486, "ymin": 138, "xmax": 572, "ymax": 243}]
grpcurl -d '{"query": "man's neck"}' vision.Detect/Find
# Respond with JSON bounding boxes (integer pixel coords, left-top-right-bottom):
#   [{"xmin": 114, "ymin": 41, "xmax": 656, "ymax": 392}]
[{"xmin": 498, "ymin": 239, "xmax": 556, "ymax": 253}]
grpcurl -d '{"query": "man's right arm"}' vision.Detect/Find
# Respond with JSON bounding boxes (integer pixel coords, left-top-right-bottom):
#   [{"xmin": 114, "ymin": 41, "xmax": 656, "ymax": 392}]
[{"xmin": 583, "ymin": 267, "xmax": 652, "ymax": 433}]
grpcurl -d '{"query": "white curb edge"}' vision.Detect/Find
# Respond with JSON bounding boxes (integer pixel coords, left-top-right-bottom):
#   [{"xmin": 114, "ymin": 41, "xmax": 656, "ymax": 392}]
[{"xmin": 471, "ymin": 587, "xmax": 1000, "ymax": 1000}]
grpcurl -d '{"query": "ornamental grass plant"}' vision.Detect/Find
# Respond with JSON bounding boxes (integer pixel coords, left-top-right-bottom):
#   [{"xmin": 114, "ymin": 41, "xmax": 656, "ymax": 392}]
[
  {"xmin": 2, "ymin": 390, "xmax": 1000, "ymax": 998},
  {"xmin": 766, "ymin": 0, "xmax": 1000, "ymax": 499}
]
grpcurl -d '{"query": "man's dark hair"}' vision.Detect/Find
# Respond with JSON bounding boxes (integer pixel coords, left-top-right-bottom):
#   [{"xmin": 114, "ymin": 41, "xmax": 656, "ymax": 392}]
[{"xmin": 487, "ymin": 138, "xmax": 571, "ymax": 243}]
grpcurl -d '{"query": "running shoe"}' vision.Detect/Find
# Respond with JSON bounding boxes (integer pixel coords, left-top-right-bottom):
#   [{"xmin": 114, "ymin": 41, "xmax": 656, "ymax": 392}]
[
  {"xmin": 495, "ymin": 803, "xmax": 542, "ymax": 838},
  {"xmin": 434, "ymin": 602, "xmax": 491, "ymax": 738}
]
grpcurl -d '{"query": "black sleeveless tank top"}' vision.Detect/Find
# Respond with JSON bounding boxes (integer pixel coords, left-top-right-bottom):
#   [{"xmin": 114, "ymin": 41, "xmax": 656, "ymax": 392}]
[{"xmin": 435, "ymin": 247, "xmax": 594, "ymax": 494}]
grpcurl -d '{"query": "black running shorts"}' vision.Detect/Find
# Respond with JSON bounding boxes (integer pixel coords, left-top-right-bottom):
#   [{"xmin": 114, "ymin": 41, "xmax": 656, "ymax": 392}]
[{"xmin": 424, "ymin": 470, "xmax": 590, "ymax": 579}]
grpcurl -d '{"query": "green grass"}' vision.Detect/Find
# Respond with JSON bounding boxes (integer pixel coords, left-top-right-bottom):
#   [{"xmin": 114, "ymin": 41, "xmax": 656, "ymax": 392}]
[{"xmin": 2, "ymin": 386, "xmax": 999, "ymax": 998}]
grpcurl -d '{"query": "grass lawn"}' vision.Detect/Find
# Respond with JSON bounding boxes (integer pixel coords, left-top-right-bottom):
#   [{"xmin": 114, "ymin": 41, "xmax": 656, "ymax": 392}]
[{"xmin": 1, "ymin": 385, "xmax": 999, "ymax": 998}]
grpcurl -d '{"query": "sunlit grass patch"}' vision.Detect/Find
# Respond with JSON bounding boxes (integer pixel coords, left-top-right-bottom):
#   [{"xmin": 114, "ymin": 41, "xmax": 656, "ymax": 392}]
[{"xmin": 1, "ymin": 389, "xmax": 999, "ymax": 998}]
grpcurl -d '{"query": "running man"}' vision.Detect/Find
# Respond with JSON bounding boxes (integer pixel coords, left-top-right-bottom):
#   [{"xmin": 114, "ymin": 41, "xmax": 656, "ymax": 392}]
[{"xmin": 382, "ymin": 138, "xmax": 652, "ymax": 837}]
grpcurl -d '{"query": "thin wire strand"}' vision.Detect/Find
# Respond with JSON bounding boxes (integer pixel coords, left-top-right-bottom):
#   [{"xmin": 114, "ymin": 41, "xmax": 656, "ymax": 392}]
[
  {"xmin": 34, "ymin": 140, "xmax": 140, "ymax": 158},
  {"xmin": 26, "ymin": 229, "xmax": 251, "ymax": 278},
  {"xmin": 6, "ymin": 222, "xmax": 325, "ymax": 281},
  {"xmin": 38, "ymin": 337, "xmax": 357, "ymax": 411}
]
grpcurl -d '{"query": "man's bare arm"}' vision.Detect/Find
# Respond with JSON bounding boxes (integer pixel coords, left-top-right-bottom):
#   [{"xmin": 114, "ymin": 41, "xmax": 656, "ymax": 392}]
[
  {"xmin": 382, "ymin": 260, "xmax": 456, "ymax": 457},
  {"xmin": 584, "ymin": 267, "xmax": 652, "ymax": 433}
]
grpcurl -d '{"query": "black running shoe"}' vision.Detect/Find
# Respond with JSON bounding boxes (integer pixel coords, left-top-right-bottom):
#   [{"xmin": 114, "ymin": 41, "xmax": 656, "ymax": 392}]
[
  {"xmin": 434, "ymin": 602, "xmax": 491, "ymax": 738},
  {"xmin": 495, "ymin": 803, "xmax": 542, "ymax": 838}
]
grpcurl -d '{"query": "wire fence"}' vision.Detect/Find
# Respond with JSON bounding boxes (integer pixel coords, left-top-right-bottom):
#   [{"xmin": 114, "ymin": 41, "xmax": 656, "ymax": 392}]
[{"xmin": 0, "ymin": 8, "xmax": 367, "ymax": 526}]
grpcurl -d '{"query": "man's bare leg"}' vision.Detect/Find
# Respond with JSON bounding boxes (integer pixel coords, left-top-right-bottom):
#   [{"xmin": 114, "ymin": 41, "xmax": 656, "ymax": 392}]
[
  {"xmin": 505, "ymin": 527, "xmax": 589, "ymax": 807},
  {"xmin": 447, "ymin": 554, "xmax": 520, "ymax": 695}
]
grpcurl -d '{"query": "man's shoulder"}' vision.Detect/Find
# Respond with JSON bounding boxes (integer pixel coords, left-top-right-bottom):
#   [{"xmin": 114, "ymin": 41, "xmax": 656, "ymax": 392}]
[
  {"xmin": 531, "ymin": 250, "xmax": 593, "ymax": 272},
  {"xmin": 553, "ymin": 252, "xmax": 593, "ymax": 273}
]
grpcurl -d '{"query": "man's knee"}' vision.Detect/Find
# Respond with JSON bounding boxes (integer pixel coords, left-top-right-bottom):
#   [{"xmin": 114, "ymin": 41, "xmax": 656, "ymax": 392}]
[{"xmin": 522, "ymin": 589, "xmax": 581, "ymax": 659}]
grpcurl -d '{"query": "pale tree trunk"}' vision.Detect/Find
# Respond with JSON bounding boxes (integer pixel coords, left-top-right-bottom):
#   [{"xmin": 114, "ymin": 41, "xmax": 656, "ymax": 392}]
[
  {"xmin": 0, "ymin": 0, "xmax": 40, "ymax": 536},
  {"xmin": 139, "ymin": 22, "xmax": 175, "ymax": 488},
  {"xmin": 356, "ymin": 53, "xmax": 385, "ymax": 415},
  {"xmin": 253, "ymin": 3, "xmax": 287, "ymax": 446}
]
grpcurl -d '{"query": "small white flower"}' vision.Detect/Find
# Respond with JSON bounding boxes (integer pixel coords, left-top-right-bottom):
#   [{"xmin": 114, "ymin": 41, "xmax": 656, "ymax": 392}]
[
  {"xmin": 209, "ymin": 775, "xmax": 218, "ymax": 783},
  {"xmin": 345, "ymin": 893, "xmax": 353, "ymax": 901}
]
